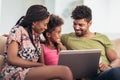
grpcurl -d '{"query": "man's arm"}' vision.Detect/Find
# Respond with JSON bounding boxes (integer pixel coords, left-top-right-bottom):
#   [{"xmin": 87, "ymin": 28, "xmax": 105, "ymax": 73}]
[
  {"xmin": 99, "ymin": 49, "xmax": 120, "ymax": 71},
  {"xmin": 106, "ymin": 50, "xmax": 120, "ymax": 67}
]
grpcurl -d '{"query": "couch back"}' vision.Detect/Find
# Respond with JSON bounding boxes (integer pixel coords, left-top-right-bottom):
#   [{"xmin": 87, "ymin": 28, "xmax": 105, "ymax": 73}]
[
  {"xmin": 0, "ymin": 36, "xmax": 7, "ymax": 55},
  {"xmin": 112, "ymin": 39, "xmax": 120, "ymax": 56},
  {"xmin": 0, "ymin": 36, "xmax": 7, "ymax": 72},
  {"xmin": 0, "ymin": 36, "xmax": 120, "ymax": 56}
]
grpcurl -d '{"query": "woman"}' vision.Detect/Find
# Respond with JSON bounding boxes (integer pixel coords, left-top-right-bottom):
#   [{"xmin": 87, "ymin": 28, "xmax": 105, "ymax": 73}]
[{"xmin": 0, "ymin": 5, "xmax": 73, "ymax": 80}]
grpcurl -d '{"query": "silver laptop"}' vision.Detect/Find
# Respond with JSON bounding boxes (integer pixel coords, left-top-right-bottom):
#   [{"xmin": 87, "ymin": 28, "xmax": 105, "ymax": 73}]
[{"xmin": 58, "ymin": 49, "xmax": 101, "ymax": 79}]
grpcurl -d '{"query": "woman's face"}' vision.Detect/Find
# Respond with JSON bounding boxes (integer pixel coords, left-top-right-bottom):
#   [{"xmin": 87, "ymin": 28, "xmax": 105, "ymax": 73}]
[{"xmin": 32, "ymin": 16, "xmax": 50, "ymax": 34}]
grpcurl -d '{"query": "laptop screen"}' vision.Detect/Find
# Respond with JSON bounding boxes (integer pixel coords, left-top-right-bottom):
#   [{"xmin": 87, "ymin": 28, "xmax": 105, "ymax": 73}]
[{"xmin": 58, "ymin": 49, "xmax": 101, "ymax": 79}]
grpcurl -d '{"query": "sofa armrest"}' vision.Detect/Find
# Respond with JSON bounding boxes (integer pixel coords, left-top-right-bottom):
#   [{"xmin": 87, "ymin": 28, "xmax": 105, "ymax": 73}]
[
  {"xmin": 0, "ymin": 55, "xmax": 4, "ymax": 73},
  {"xmin": 0, "ymin": 36, "xmax": 7, "ymax": 73},
  {"xmin": 111, "ymin": 39, "xmax": 120, "ymax": 57},
  {"xmin": 0, "ymin": 36, "xmax": 7, "ymax": 55}
]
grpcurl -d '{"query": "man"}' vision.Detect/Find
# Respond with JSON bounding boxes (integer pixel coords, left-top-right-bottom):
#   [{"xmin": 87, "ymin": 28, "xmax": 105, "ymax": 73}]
[{"xmin": 61, "ymin": 5, "xmax": 120, "ymax": 80}]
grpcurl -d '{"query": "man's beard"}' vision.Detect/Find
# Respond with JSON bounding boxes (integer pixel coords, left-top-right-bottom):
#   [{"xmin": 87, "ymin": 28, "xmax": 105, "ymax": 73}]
[
  {"xmin": 75, "ymin": 30, "xmax": 86, "ymax": 37},
  {"xmin": 75, "ymin": 33, "xmax": 84, "ymax": 37}
]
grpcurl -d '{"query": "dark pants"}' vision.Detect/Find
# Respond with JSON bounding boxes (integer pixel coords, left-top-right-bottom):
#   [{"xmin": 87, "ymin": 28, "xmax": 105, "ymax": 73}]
[{"xmin": 95, "ymin": 67, "xmax": 120, "ymax": 80}]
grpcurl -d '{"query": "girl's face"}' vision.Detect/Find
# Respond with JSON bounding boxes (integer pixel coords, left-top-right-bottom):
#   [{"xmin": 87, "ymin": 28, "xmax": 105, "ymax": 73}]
[
  {"xmin": 49, "ymin": 26, "xmax": 62, "ymax": 43},
  {"xmin": 32, "ymin": 16, "xmax": 50, "ymax": 34}
]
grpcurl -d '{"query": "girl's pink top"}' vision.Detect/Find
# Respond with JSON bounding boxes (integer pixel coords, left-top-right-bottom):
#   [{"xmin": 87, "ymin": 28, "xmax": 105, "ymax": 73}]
[{"xmin": 42, "ymin": 44, "xmax": 59, "ymax": 65}]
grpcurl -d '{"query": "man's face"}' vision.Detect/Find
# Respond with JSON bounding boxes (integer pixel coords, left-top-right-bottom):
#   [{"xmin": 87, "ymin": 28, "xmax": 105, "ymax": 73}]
[{"xmin": 73, "ymin": 18, "xmax": 91, "ymax": 37}]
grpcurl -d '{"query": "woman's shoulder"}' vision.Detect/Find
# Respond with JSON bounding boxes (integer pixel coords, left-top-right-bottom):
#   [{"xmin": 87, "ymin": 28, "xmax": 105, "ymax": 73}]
[
  {"xmin": 10, "ymin": 25, "xmax": 27, "ymax": 34},
  {"xmin": 11, "ymin": 25, "xmax": 25, "ymax": 30}
]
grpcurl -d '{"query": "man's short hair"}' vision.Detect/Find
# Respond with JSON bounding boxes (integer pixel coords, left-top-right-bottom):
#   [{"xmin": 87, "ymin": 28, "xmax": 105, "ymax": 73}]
[{"xmin": 71, "ymin": 5, "xmax": 92, "ymax": 22}]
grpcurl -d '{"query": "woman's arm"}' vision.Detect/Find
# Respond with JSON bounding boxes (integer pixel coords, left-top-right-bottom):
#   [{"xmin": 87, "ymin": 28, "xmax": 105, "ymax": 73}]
[
  {"xmin": 40, "ymin": 44, "xmax": 45, "ymax": 64},
  {"xmin": 7, "ymin": 40, "xmax": 44, "ymax": 68}
]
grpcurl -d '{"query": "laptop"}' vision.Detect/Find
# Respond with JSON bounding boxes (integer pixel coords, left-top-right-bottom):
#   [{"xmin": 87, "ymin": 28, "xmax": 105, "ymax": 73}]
[{"xmin": 58, "ymin": 49, "xmax": 101, "ymax": 79}]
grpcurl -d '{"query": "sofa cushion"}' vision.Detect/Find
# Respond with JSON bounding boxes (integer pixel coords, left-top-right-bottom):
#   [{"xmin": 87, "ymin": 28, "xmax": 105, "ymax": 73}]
[
  {"xmin": 111, "ymin": 38, "xmax": 120, "ymax": 57},
  {"xmin": 0, "ymin": 55, "xmax": 4, "ymax": 72},
  {"xmin": 0, "ymin": 36, "xmax": 6, "ymax": 73},
  {"xmin": 0, "ymin": 36, "xmax": 7, "ymax": 55}
]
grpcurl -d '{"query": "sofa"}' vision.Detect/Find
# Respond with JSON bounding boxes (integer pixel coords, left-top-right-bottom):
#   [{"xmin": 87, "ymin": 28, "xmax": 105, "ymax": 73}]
[
  {"xmin": 0, "ymin": 35, "xmax": 120, "ymax": 73},
  {"xmin": 0, "ymin": 36, "xmax": 7, "ymax": 72}
]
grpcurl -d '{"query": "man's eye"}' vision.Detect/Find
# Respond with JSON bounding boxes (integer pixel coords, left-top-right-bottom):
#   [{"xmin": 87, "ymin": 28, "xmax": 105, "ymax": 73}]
[{"xmin": 79, "ymin": 24, "xmax": 84, "ymax": 27}]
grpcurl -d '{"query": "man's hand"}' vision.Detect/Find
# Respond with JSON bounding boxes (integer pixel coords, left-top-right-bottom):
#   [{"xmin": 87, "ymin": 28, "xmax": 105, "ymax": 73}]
[{"xmin": 99, "ymin": 63, "xmax": 112, "ymax": 71}]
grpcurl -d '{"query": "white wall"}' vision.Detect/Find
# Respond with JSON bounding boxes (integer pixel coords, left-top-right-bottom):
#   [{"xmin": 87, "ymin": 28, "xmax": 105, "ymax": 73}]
[
  {"xmin": 108, "ymin": 0, "xmax": 120, "ymax": 39},
  {"xmin": 45, "ymin": 0, "xmax": 55, "ymax": 13},
  {"xmin": 54, "ymin": 0, "xmax": 83, "ymax": 34},
  {"xmin": 0, "ymin": 0, "xmax": 1, "ymax": 27},
  {"xmin": 84, "ymin": 0, "xmax": 120, "ymax": 39},
  {"xmin": 55, "ymin": 0, "xmax": 74, "ymax": 34},
  {"xmin": 24, "ymin": 0, "xmax": 45, "ymax": 12},
  {"xmin": 109, "ymin": 0, "xmax": 120, "ymax": 33},
  {"xmin": 0, "ymin": 0, "xmax": 45, "ymax": 35},
  {"xmin": 0, "ymin": 0, "xmax": 120, "ymax": 39},
  {"xmin": 84, "ymin": 0, "xmax": 109, "ymax": 33},
  {"xmin": 0, "ymin": 0, "xmax": 25, "ymax": 35}
]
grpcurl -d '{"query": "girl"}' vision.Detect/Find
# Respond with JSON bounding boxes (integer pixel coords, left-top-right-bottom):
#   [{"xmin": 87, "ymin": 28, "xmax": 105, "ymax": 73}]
[{"xmin": 42, "ymin": 14, "xmax": 66, "ymax": 65}]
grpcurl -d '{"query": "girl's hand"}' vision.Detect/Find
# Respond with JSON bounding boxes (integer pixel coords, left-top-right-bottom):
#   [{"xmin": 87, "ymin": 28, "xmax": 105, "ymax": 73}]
[{"xmin": 56, "ymin": 39, "xmax": 66, "ymax": 50}]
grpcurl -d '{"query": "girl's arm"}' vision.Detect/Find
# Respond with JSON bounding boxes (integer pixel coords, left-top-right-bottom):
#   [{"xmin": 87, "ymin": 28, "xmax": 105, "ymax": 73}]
[{"xmin": 57, "ymin": 41, "xmax": 67, "ymax": 50}]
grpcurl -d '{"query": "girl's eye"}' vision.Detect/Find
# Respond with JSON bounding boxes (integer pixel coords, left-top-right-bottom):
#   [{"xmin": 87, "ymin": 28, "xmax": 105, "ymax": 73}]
[{"xmin": 44, "ymin": 24, "xmax": 47, "ymax": 26}]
